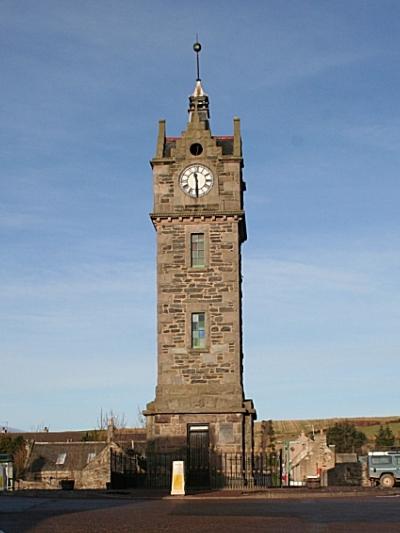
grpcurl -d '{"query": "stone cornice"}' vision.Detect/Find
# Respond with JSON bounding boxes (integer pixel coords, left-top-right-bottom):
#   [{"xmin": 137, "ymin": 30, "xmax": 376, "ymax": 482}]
[
  {"xmin": 150, "ymin": 210, "xmax": 245, "ymax": 221},
  {"xmin": 150, "ymin": 155, "xmax": 243, "ymax": 167},
  {"xmin": 143, "ymin": 407, "xmax": 255, "ymax": 416},
  {"xmin": 150, "ymin": 210, "xmax": 247, "ymax": 241},
  {"xmin": 150, "ymin": 158, "xmax": 175, "ymax": 167}
]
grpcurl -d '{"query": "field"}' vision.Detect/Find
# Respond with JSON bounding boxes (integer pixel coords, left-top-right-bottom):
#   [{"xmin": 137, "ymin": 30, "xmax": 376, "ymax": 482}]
[{"xmin": 270, "ymin": 416, "xmax": 400, "ymax": 443}]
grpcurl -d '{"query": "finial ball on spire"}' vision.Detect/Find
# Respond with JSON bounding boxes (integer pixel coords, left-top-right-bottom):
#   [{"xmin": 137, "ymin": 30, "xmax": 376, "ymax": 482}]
[{"xmin": 193, "ymin": 39, "xmax": 202, "ymax": 81}]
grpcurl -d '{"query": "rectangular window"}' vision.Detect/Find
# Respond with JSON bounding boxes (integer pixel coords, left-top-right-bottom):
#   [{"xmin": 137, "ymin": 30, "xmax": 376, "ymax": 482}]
[
  {"xmin": 191, "ymin": 312, "xmax": 206, "ymax": 349},
  {"xmin": 371, "ymin": 456, "xmax": 392, "ymax": 465},
  {"xmin": 87, "ymin": 452, "xmax": 96, "ymax": 464},
  {"xmin": 191, "ymin": 233, "xmax": 205, "ymax": 268},
  {"xmin": 56, "ymin": 452, "xmax": 67, "ymax": 465}
]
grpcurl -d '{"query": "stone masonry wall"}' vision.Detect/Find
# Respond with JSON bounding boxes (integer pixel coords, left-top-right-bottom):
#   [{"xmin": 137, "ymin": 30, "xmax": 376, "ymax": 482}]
[
  {"xmin": 158, "ymin": 218, "xmax": 241, "ymax": 383},
  {"xmin": 153, "ymin": 215, "xmax": 244, "ymax": 412},
  {"xmin": 146, "ymin": 412, "xmax": 245, "ymax": 454}
]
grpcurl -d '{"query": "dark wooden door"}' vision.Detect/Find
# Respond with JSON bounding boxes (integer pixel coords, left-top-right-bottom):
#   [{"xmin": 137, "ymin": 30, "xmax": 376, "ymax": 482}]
[{"xmin": 187, "ymin": 426, "xmax": 210, "ymax": 488}]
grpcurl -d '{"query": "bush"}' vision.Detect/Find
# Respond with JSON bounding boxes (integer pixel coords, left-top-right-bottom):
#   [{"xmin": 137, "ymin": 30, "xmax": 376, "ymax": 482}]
[{"xmin": 327, "ymin": 422, "xmax": 367, "ymax": 453}]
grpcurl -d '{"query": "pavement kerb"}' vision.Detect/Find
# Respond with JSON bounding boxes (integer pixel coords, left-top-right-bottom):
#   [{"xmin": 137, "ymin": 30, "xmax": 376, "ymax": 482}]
[
  {"xmin": 3, "ymin": 488, "xmax": 400, "ymax": 501},
  {"xmin": 164, "ymin": 487, "xmax": 400, "ymax": 500},
  {"xmin": 164, "ymin": 491, "xmax": 395, "ymax": 500}
]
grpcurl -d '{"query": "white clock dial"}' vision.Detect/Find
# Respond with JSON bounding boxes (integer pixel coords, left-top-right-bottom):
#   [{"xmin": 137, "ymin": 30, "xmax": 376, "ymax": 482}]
[{"xmin": 179, "ymin": 164, "xmax": 214, "ymax": 198}]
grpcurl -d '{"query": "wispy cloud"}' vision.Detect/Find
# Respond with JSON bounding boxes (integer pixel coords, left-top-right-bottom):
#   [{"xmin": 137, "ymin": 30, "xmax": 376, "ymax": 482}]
[
  {"xmin": 242, "ymin": 247, "xmax": 400, "ymax": 348},
  {"xmin": 0, "ymin": 212, "xmax": 41, "ymax": 229},
  {"xmin": 1, "ymin": 349, "xmax": 154, "ymax": 394},
  {"xmin": 245, "ymin": 255, "xmax": 370, "ymax": 296},
  {"xmin": 340, "ymin": 121, "xmax": 400, "ymax": 153},
  {"xmin": 0, "ymin": 260, "xmax": 154, "ymax": 299},
  {"xmin": 258, "ymin": 49, "xmax": 375, "ymax": 89}
]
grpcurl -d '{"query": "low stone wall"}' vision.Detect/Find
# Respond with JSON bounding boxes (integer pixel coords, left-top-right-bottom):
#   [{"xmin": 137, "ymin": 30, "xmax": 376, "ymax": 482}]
[{"xmin": 328, "ymin": 463, "xmax": 362, "ymax": 486}]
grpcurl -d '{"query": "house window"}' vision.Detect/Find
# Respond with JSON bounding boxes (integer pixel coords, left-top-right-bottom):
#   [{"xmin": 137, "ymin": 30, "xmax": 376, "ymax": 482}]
[
  {"xmin": 191, "ymin": 312, "xmax": 206, "ymax": 349},
  {"xmin": 56, "ymin": 452, "xmax": 67, "ymax": 465},
  {"xmin": 191, "ymin": 233, "xmax": 205, "ymax": 267},
  {"xmin": 87, "ymin": 452, "xmax": 96, "ymax": 464}
]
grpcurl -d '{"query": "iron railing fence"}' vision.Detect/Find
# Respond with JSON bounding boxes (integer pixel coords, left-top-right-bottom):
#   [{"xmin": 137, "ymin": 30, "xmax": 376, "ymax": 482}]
[{"xmin": 110, "ymin": 450, "xmax": 281, "ymax": 490}]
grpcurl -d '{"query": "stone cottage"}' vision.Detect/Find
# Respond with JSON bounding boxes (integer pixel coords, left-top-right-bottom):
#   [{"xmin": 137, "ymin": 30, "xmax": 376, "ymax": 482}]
[
  {"xmin": 19, "ymin": 440, "xmax": 123, "ymax": 490},
  {"xmin": 284, "ymin": 431, "xmax": 336, "ymax": 486}
]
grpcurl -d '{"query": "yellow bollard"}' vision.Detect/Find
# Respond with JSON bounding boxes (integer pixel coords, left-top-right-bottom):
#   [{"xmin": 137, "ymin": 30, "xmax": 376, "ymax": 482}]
[{"xmin": 171, "ymin": 461, "xmax": 185, "ymax": 495}]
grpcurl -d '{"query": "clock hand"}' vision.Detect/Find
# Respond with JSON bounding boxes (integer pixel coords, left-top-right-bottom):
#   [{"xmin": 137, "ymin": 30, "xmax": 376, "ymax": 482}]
[{"xmin": 194, "ymin": 172, "xmax": 199, "ymax": 197}]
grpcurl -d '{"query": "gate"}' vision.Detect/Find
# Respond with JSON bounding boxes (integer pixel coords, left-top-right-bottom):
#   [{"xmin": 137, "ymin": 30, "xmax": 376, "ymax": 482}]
[{"xmin": 187, "ymin": 425, "xmax": 210, "ymax": 488}]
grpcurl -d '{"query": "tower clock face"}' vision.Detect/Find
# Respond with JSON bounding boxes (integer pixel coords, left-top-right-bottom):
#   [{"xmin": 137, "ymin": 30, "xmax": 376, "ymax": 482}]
[{"xmin": 179, "ymin": 164, "xmax": 214, "ymax": 198}]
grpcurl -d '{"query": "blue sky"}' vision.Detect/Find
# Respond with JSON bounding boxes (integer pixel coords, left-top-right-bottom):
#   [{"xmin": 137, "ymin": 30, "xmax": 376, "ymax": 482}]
[{"xmin": 1, "ymin": 1, "xmax": 399, "ymax": 431}]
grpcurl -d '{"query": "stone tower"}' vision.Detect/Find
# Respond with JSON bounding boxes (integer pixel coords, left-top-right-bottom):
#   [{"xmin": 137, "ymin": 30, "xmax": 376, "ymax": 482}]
[{"xmin": 145, "ymin": 44, "xmax": 256, "ymax": 462}]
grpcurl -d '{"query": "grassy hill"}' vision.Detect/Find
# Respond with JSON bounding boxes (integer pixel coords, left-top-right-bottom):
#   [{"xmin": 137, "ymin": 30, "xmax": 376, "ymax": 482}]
[{"xmin": 269, "ymin": 416, "xmax": 400, "ymax": 443}]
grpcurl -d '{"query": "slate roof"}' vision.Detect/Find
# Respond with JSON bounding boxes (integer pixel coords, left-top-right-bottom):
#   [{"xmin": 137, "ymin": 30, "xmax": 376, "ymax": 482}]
[
  {"xmin": 24, "ymin": 441, "xmax": 107, "ymax": 475},
  {"xmin": 9, "ymin": 431, "xmax": 87, "ymax": 443},
  {"xmin": 114, "ymin": 428, "xmax": 146, "ymax": 443},
  {"xmin": 215, "ymin": 136, "xmax": 234, "ymax": 155},
  {"xmin": 8, "ymin": 428, "xmax": 146, "ymax": 448},
  {"xmin": 164, "ymin": 136, "xmax": 234, "ymax": 157}
]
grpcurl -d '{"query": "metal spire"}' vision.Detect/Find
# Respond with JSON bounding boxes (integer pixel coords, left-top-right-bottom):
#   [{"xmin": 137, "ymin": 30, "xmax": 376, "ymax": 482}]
[
  {"xmin": 193, "ymin": 37, "xmax": 201, "ymax": 81},
  {"xmin": 189, "ymin": 37, "xmax": 209, "ymax": 127}
]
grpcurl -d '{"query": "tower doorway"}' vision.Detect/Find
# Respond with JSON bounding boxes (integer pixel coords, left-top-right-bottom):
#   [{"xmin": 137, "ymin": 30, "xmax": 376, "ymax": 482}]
[{"xmin": 187, "ymin": 425, "xmax": 210, "ymax": 488}]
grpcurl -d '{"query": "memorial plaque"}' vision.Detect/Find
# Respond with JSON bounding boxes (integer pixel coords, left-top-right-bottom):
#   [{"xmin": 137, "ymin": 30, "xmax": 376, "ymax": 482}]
[{"xmin": 219, "ymin": 423, "xmax": 234, "ymax": 444}]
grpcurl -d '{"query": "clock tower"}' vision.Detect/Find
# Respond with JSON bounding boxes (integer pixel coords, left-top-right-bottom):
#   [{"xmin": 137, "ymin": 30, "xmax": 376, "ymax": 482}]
[{"xmin": 145, "ymin": 43, "xmax": 256, "ymax": 461}]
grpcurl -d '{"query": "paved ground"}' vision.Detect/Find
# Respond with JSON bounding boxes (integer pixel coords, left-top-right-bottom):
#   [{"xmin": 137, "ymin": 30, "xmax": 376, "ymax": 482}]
[{"xmin": 1, "ymin": 491, "xmax": 400, "ymax": 532}]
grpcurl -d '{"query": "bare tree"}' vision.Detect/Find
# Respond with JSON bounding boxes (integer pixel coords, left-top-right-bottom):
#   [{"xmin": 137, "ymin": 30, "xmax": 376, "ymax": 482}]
[
  {"xmin": 29, "ymin": 424, "xmax": 49, "ymax": 433},
  {"xmin": 97, "ymin": 409, "xmax": 127, "ymax": 430}
]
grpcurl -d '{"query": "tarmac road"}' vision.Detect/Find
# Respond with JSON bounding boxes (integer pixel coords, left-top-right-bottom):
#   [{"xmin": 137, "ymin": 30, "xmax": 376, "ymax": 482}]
[{"xmin": 1, "ymin": 493, "xmax": 400, "ymax": 532}]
